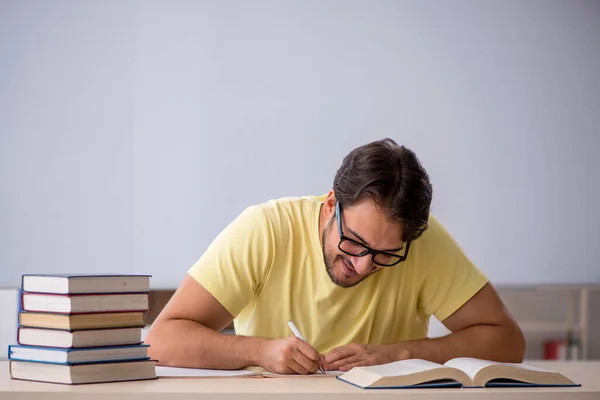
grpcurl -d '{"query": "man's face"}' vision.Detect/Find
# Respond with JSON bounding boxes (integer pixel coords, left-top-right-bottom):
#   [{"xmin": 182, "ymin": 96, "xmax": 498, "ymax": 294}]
[{"xmin": 321, "ymin": 199, "xmax": 405, "ymax": 288}]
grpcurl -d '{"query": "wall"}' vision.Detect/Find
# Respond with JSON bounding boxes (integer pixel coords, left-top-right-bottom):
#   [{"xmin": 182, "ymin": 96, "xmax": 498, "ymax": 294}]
[
  {"xmin": 1, "ymin": 3, "xmax": 599, "ymax": 288},
  {"xmin": 131, "ymin": 0, "xmax": 600, "ymax": 288},
  {"xmin": 0, "ymin": 289, "xmax": 19, "ymax": 360},
  {"xmin": 0, "ymin": 0, "xmax": 135, "ymax": 286}
]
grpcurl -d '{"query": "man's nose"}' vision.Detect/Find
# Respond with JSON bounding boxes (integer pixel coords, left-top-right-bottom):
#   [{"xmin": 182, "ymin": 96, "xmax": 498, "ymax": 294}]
[{"xmin": 350, "ymin": 255, "xmax": 375, "ymax": 275}]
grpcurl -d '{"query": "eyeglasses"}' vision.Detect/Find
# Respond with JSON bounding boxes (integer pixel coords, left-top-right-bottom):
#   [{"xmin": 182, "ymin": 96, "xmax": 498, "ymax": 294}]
[{"xmin": 335, "ymin": 201, "xmax": 410, "ymax": 267}]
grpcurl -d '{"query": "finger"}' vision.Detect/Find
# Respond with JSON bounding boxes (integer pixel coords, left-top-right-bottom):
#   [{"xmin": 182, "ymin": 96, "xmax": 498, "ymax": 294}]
[
  {"xmin": 296, "ymin": 340, "xmax": 322, "ymax": 363},
  {"xmin": 325, "ymin": 353, "xmax": 364, "ymax": 371},
  {"xmin": 293, "ymin": 347, "xmax": 320, "ymax": 373},
  {"xmin": 287, "ymin": 356, "xmax": 312, "ymax": 375},
  {"xmin": 324, "ymin": 345, "xmax": 356, "ymax": 364},
  {"xmin": 337, "ymin": 359, "xmax": 371, "ymax": 371}
]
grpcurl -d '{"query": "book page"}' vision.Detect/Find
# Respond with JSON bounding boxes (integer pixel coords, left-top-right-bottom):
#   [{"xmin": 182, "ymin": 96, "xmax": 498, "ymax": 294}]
[
  {"xmin": 262, "ymin": 370, "xmax": 343, "ymax": 377},
  {"xmin": 444, "ymin": 358, "xmax": 551, "ymax": 381},
  {"xmin": 357, "ymin": 359, "xmax": 445, "ymax": 377},
  {"xmin": 155, "ymin": 366, "xmax": 259, "ymax": 378}
]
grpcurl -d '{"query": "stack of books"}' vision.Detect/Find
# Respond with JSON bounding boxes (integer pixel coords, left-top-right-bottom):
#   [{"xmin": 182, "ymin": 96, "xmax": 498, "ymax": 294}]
[{"xmin": 8, "ymin": 274, "xmax": 157, "ymax": 384}]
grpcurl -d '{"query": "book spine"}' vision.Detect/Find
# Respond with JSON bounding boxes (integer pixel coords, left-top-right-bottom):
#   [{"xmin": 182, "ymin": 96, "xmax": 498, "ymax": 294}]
[{"xmin": 16, "ymin": 288, "xmax": 23, "ymax": 328}]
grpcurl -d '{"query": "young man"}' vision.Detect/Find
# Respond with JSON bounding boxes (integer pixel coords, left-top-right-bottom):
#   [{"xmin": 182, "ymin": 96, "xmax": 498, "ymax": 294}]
[{"xmin": 145, "ymin": 138, "xmax": 525, "ymax": 374}]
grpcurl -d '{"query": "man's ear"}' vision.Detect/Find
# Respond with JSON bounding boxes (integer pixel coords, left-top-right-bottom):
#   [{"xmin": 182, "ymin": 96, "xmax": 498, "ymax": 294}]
[{"xmin": 323, "ymin": 189, "xmax": 337, "ymax": 219}]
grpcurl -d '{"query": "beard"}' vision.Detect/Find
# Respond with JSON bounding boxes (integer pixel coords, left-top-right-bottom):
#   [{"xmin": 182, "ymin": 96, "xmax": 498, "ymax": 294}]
[{"xmin": 321, "ymin": 219, "xmax": 367, "ymax": 288}]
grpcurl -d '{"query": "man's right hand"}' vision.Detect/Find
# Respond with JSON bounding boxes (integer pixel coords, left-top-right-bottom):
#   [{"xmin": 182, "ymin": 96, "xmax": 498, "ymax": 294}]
[{"xmin": 258, "ymin": 337, "xmax": 324, "ymax": 374}]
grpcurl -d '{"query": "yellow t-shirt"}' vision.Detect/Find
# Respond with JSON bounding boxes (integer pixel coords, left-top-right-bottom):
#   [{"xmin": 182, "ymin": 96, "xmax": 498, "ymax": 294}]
[{"xmin": 188, "ymin": 195, "xmax": 488, "ymax": 354}]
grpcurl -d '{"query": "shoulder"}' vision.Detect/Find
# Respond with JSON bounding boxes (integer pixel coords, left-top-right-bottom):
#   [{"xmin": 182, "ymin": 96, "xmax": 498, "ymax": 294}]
[
  {"xmin": 254, "ymin": 194, "xmax": 325, "ymax": 212},
  {"xmin": 409, "ymin": 214, "xmax": 489, "ymax": 319},
  {"xmin": 244, "ymin": 194, "xmax": 324, "ymax": 226},
  {"xmin": 411, "ymin": 214, "xmax": 462, "ymax": 252},
  {"xmin": 407, "ymin": 213, "xmax": 474, "ymax": 274},
  {"xmin": 221, "ymin": 195, "xmax": 322, "ymax": 244}
]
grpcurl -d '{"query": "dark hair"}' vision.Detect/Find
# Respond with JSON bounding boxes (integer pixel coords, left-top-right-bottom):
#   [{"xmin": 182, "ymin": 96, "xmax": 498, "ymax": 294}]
[{"xmin": 332, "ymin": 138, "xmax": 433, "ymax": 242}]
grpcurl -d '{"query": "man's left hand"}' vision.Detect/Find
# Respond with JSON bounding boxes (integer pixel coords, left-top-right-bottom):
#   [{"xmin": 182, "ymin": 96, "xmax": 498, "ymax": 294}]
[{"xmin": 323, "ymin": 343, "xmax": 409, "ymax": 371}]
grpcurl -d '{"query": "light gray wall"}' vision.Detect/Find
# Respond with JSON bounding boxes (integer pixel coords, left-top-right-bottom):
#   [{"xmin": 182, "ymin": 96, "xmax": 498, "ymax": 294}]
[
  {"xmin": 1, "ymin": 0, "xmax": 600, "ymax": 289},
  {"xmin": 0, "ymin": 1, "xmax": 135, "ymax": 284}
]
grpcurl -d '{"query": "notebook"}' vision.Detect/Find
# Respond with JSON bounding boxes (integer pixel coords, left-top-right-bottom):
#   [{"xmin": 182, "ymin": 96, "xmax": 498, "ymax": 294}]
[{"xmin": 156, "ymin": 365, "xmax": 342, "ymax": 378}]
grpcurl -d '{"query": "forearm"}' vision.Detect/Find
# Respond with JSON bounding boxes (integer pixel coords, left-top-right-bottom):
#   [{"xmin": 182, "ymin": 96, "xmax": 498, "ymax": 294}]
[
  {"xmin": 395, "ymin": 324, "xmax": 526, "ymax": 364},
  {"xmin": 146, "ymin": 318, "xmax": 266, "ymax": 370}
]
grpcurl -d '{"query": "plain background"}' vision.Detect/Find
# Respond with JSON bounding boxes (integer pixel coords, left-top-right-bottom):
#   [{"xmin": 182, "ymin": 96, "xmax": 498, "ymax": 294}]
[{"xmin": 1, "ymin": 0, "xmax": 599, "ymax": 289}]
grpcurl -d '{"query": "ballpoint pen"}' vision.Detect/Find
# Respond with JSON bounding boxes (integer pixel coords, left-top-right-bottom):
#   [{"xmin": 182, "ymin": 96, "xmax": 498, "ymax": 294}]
[{"xmin": 288, "ymin": 320, "xmax": 326, "ymax": 374}]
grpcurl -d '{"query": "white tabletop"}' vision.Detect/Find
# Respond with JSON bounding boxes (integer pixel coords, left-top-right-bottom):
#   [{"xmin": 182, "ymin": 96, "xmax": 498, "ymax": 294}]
[{"xmin": 2, "ymin": 361, "xmax": 600, "ymax": 399}]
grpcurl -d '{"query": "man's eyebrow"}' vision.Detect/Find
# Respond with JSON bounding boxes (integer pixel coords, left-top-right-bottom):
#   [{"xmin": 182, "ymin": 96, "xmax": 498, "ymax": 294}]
[{"xmin": 346, "ymin": 226, "xmax": 404, "ymax": 252}]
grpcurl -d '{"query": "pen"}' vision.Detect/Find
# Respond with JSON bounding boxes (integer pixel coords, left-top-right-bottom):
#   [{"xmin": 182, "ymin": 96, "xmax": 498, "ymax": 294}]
[{"xmin": 288, "ymin": 320, "xmax": 326, "ymax": 374}]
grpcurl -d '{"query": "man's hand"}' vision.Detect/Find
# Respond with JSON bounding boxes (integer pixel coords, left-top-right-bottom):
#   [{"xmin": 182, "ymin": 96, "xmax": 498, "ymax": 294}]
[
  {"xmin": 323, "ymin": 343, "xmax": 410, "ymax": 371},
  {"xmin": 258, "ymin": 337, "xmax": 324, "ymax": 375}
]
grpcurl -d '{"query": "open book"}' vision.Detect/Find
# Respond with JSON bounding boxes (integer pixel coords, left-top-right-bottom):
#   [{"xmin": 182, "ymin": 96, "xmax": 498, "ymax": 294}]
[
  {"xmin": 336, "ymin": 358, "xmax": 580, "ymax": 389},
  {"xmin": 156, "ymin": 365, "xmax": 342, "ymax": 379}
]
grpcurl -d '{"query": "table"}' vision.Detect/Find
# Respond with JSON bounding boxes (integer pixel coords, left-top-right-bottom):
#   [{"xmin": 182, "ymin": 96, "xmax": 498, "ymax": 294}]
[{"xmin": 2, "ymin": 361, "xmax": 599, "ymax": 399}]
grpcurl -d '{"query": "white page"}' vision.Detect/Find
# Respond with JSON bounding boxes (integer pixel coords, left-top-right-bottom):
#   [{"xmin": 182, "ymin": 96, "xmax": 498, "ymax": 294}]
[
  {"xmin": 444, "ymin": 358, "xmax": 551, "ymax": 381},
  {"xmin": 263, "ymin": 370, "xmax": 343, "ymax": 377},
  {"xmin": 356, "ymin": 359, "xmax": 445, "ymax": 377},
  {"xmin": 156, "ymin": 366, "xmax": 259, "ymax": 378}
]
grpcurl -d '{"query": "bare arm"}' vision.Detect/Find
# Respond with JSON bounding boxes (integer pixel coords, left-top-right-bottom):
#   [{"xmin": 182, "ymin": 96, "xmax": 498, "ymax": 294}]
[
  {"xmin": 399, "ymin": 282, "xmax": 526, "ymax": 364},
  {"xmin": 145, "ymin": 274, "xmax": 262, "ymax": 369},
  {"xmin": 145, "ymin": 274, "xmax": 323, "ymax": 373},
  {"xmin": 324, "ymin": 283, "xmax": 526, "ymax": 370}
]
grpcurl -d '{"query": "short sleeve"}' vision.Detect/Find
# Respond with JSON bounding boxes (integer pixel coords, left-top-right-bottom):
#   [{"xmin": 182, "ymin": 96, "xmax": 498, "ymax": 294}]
[
  {"xmin": 187, "ymin": 205, "xmax": 274, "ymax": 317},
  {"xmin": 415, "ymin": 216, "xmax": 489, "ymax": 322}
]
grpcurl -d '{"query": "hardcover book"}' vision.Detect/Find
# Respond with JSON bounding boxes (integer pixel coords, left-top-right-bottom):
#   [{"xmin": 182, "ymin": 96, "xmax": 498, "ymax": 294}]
[{"xmin": 21, "ymin": 274, "xmax": 151, "ymax": 294}]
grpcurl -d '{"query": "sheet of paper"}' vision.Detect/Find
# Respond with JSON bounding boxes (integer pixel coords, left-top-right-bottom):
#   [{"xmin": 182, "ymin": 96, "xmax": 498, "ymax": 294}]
[
  {"xmin": 262, "ymin": 370, "xmax": 343, "ymax": 378},
  {"xmin": 156, "ymin": 366, "xmax": 259, "ymax": 378}
]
